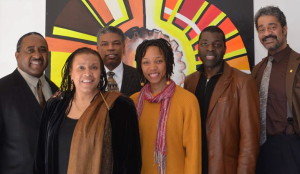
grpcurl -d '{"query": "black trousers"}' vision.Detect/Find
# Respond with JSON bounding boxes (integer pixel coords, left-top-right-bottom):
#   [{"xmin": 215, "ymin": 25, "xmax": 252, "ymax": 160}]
[{"xmin": 256, "ymin": 134, "xmax": 300, "ymax": 174}]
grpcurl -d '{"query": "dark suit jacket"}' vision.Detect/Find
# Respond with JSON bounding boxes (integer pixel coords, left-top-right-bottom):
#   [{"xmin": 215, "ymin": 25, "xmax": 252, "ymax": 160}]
[
  {"xmin": 252, "ymin": 48, "xmax": 300, "ymax": 133},
  {"xmin": 0, "ymin": 69, "xmax": 58, "ymax": 174},
  {"xmin": 121, "ymin": 64, "xmax": 141, "ymax": 96}
]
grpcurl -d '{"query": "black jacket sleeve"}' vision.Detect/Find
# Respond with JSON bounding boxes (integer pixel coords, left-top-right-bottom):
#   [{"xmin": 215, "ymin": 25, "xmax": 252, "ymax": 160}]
[{"xmin": 109, "ymin": 95, "xmax": 142, "ymax": 174}]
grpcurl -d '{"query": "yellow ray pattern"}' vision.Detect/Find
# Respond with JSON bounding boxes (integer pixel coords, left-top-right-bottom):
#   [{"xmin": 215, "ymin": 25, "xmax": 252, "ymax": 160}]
[{"xmin": 53, "ymin": 26, "xmax": 97, "ymax": 42}]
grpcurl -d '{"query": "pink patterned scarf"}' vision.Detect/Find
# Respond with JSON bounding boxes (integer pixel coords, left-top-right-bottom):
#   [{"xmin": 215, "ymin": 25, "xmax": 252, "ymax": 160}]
[{"xmin": 136, "ymin": 80, "xmax": 176, "ymax": 174}]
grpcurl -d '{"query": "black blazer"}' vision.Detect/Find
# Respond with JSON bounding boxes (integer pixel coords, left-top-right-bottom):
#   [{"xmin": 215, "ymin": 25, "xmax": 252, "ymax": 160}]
[
  {"xmin": 121, "ymin": 64, "xmax": 141, "ymax": 96},
  {"xmin": 0, "ymin": 69, "xmax": 58, "ymax": 174}
]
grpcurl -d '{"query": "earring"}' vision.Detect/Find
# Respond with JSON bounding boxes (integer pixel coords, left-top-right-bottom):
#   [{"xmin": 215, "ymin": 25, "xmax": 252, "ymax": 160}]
[
  {"xmin": 166, "ymin": 80, "xmax": 170, "ymax": 85},
  {"xmin": 140, "ymin": 77, "xmax": 146, "ymax": 86},
  {"xmin": 70, "ymin": 80, "xmax": 74, "ymax": 91}
]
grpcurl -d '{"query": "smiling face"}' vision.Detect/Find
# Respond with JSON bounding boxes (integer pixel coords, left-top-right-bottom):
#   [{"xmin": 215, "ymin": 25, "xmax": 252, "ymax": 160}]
[
  {"xmin": 257, "ymin": 15, "xmax": 287, "ymax": 55},
  {"xmin": 70, "ymin": 53, "xmax": 101, "ymax": 95},
  {"xmin": 97, "ymin": 32, "xmax": 124, "ymax": 71},
  {"xmin": 198, "ymin": 31, "xmax": 226, "ymax": 71},
  {"xmin": 141, "ymin": 46, "xmax": 167, "ymax": 92},
  {"xmin": 15, "ymin": 34, "xmax": 48, "ymax": 78}
]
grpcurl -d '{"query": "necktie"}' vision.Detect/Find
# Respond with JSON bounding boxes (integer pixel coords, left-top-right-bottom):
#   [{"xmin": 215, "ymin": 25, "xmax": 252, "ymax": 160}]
[
  {"xmin": 107, "ymin": 71, "xmax": 119, "ymax": 92},
  {"xmin": 259, "ymin": 56, "xmax": 273, "ymax": 145},
  {"xmin": 37, "ymin": 79, "xmax": 46, "ymax": 108}
]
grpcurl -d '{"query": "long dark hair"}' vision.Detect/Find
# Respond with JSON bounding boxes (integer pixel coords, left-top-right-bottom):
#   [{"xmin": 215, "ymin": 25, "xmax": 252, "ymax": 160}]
[{"xmin": 60, "ymin": 47, "xmax": 107, "ymax": 98}]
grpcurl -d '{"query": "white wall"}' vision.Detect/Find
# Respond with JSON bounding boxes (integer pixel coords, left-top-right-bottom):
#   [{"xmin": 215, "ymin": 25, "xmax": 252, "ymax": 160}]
[
  {"xmin": 0, "ymin": 0, "xmax": 46, "ymax": 78},
  {"xmin": 0, "ymin": 0, "xmax": 299, "ymax": 78}
]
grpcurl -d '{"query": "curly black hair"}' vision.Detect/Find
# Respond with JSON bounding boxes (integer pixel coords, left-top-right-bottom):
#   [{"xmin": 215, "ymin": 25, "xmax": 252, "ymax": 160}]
[{"xmin": 135, "ymin": 38, "xmax": 174, "ymax": 84}]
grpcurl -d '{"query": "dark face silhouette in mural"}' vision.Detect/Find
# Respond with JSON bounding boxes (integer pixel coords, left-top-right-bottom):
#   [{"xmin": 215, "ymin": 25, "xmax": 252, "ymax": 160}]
[
  {"xmin": 257, "ymin": 15, "xmax": 287, "ymax": 55},
  {"xmin": 15, "ymin": 34, "xmax": 49, "ymax": 78},
  {"xmin": 97, "ymin": 33, "xmax": 125, "ymax": 71},
  {"xmin": 198, "ymin": 31, "xmax": 226, "ymax": 77}
]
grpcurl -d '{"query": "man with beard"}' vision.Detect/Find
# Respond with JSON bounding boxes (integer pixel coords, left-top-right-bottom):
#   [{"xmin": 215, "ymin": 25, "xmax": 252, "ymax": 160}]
[
  {"xmin": 252, "ymin": 6, "xmax": 300, "ymax": 174},
  {"xmin": 97, "ymin": 26, "xmax": 141, "ymax": 96},
  {"xmin": 0, "ymin": 32, "xmax": 58, "ymax": 173},
  {"xmin": 184, "ymin": 26, "xmax": 260, "ymax": 174}
]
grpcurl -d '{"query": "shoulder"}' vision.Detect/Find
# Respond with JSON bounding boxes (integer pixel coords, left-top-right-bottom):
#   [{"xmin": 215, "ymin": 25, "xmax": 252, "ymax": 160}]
[
  {"xmin": 252, "ymin": 57, "xmax": 267, "ymax": 74},
  {"xmin": 123, "ymin": 64, "xmax": 140, "ymax": 78},
  {"xmin": 184, "ymin": 71, "xmax": 200, "ymax": 92},
  {"xmin": 123, "ymin": 63, "xmax": 138, "ymax": 72},
  {"xmin": 173, "ymin": 86, "xmax": 198, "ymax": 102},
  {"xmin": 289, "ymin": 48, "xmax": 300, "ymax": 62},
  {"xmin": 226, "ymin": 66, "xmax": 256, "ymax": 90},
  {"xmin": 114, "ymin": 95, "xmax": 135, "ymax": 107},
  {"xmin": 0, "ymin": 70, "xmax": 23, "ymax": 92},
  {"xmin": 230, "ymin": 66, "xmax": 254, "ymax": 80},
  {"xmin": 130, "ymin": 91, "xmax": 141, "ymax": 103},
  {"xmin": 45, "ymin": 76, "xmax": 59, "ymax": 92},
  {"xmin": 185, "ymin": 71, "xmax": 200, "ymax": 82}
]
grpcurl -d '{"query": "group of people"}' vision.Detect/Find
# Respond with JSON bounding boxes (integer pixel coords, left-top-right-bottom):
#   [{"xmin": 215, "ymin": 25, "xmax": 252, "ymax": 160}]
[{"xmin": 0, "ymin": 5, "xmax": 299, "ymax": 174}]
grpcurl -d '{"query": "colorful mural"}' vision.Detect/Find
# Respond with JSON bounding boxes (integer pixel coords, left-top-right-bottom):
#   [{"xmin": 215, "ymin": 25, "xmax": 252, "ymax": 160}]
[{"xmin": 46, "ymin": 0, "xmax": 253, "ymax": 86}]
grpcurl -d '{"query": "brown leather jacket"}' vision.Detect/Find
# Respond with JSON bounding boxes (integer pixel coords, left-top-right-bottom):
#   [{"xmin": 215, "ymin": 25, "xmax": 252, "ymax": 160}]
[
  {"xmin": 184, "ymin": 62, "xmax": 260, "ymax": 174},
  {"xmin": 252, "ymin": 48, "xmax": 300, "ymax": 134}
]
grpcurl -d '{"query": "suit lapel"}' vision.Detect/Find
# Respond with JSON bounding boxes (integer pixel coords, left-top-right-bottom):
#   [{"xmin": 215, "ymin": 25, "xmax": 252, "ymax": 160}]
[
  {"xmin": 252, "ymin": 57, "xmax": 268, "ymax": 88},
  {"xmin": 286, "ymin": 50, "xmax": 300, "ymax": 108},
  {"xmin": 45, "ymin": 76, "xmax": 58, "ymax": 93},
  {"xmin": 121, "ymin": 64, "xmax": 129, "ymax": 93},
  {"xmin": 121, "ymin": 64, "xmax": 135, "ymax": 94},
  {"xmin": 13, "ymin": 70, "xmax": 42, "ymax": 122},
  {"xmin": 207, "ymin": 63, "xmax": 232, "ymax": 120}
]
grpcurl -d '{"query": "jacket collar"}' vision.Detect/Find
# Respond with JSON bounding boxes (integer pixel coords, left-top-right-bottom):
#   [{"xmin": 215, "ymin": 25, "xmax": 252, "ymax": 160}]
[{"xmin": 207, "ymin": 62, "xmax": 232, "ymax": 118}]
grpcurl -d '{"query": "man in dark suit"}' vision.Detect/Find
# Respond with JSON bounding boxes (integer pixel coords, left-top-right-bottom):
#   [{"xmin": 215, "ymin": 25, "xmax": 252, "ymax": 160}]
[
  {"xmin": 0, "ymin": 32, "xmax": 58, "ymax": 174},
  {"xmin": 252, "ymin": 6, "xmax": 300, "ymax": 174},
  {"xmin": 97, "ymin": 26, "xmax": 141, "ymax": 96}
]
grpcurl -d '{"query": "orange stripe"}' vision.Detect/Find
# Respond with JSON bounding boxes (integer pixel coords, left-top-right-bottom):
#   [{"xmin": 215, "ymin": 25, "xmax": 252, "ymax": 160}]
[
  {"xmin": 218, "ymin": 18, "xmax": 236, "ymax": 35},
  {"xmin": 90, "ymin": 0, "xmax": 113, "ymax": 24},
  {"xmin": 227, "ymin": 56, "xmax": 250, "ymax": 70},
  {"xmin": 118, "ymin": 0, "xmax": 144, "ymax": 32},
  {"xmin": 46, "ymin": 37, "xmax": 97, "ymax": 53},
  {"xmin": 165, "ymin": 0, "xmax": 178, "ymax": 10},
  {"xmin": 225, "ymin": 35, "xmax": 244, "ymax": 54}
]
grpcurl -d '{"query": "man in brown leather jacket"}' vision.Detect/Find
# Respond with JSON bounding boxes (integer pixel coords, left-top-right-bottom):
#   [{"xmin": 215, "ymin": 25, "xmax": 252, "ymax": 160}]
[
  {"xmin": 252, "ymin": 6, "xmax": 300, "ymax": 174},
  {"xmin": 184, "ymin": 26, "xmax": 260, "ymax": 174}
]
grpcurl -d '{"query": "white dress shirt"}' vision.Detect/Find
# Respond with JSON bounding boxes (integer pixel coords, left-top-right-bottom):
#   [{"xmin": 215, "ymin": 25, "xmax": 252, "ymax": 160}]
[
  {"xmin": 18, "ymin": 68, "xmax": 53, "ymax": 102},
  {"xmin": 104, "ymin": 62, "xmax": 124, "ymax": 90}
]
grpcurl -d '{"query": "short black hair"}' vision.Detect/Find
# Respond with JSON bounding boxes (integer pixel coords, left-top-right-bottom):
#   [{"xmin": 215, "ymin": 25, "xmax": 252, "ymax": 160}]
[
  {"xmin": 60, "ymin": 47, "xmax": 107, "ymax": 95},
  {"xmin": 96, "ymin": 26, "xmax": 125, "ymax": 45},
  {"xmin": 135, "ymin": 38, "xmax": 174, "ymax": 84},
  {"xmin": 198, "ymin": 26, "xmax": 226, "ymax": 44},
  {"xmin": 254, "ymin": 6, "xmax": 287, "ymax": 30},
  {"xmin": 16, "ymin": 32, "xmax": 46, "ymax": 52}
]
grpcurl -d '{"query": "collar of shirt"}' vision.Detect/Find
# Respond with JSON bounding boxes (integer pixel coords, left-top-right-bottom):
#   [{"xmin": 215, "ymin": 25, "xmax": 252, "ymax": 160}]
[
  {"xmin": 17, "ymin": 68, "xmax": 52, "ymax": 100},
  {"xmin": 197, "ymin": 60, "xmax": 225, "ymax": 79},
  {"xmin": 104, "ymin": 62, "xmax": 124, "ymax": 89},
  {"xmin": 268, "ymin": 44, "xmax": 291, "ymax": 63}
]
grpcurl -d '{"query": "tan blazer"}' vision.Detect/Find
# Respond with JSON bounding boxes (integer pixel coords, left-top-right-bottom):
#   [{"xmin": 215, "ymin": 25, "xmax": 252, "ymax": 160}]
[{"xmin": 184, "ymin": 62, "xmax": 260, "ymax": 174}]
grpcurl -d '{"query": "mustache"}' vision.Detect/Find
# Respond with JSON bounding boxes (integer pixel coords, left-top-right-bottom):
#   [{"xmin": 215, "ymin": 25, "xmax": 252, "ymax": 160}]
[
  {"xmin": 30, "ymin": 57, "xmax": 44, "ymax": 62},
  {"xmin": 262, "ymin": 35, "xmax": 277, "ymax": 42}
]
